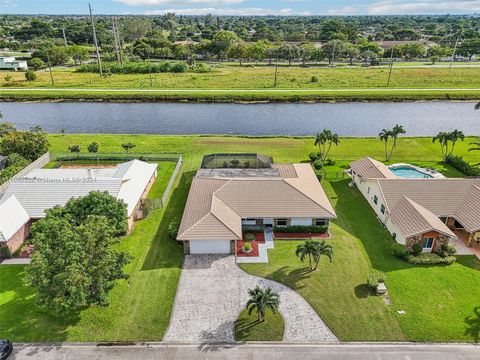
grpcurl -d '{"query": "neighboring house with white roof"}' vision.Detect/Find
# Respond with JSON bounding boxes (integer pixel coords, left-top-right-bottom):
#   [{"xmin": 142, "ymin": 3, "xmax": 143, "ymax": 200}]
[
  {"xmin": 0, "ymin": 56, "xmax": 28, "ymax": 70},
  {"xmin": 349, "ymin": 157, "xmax": 480, "ymax": 253},
  {"xmin": 0, "ymin": 160, "xmax": 157, "ymax": 254},
  {"xmin": 0, "ymin": 195, "xmax": 31, "ymax": 253},
  {"xmin": 178, "ymin": 155, "xmax": 336, "ymax": 255}
]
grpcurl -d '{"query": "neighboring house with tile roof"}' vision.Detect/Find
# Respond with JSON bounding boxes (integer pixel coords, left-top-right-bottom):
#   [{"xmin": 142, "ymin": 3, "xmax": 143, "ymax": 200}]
[
  {"xmin": 178, "ymin": 158, "xmax": 336, "ymax": 255},
  {"xmin": 0, "ymin": 195, "xmax": 31, "ymax": 254},
  {"xmin": 349, "ymin": 157, "xmax": 480, "ymax": 253},
  {"xmin": 0, "ymin": 160, "xmax": 157, "ymax": 254}
]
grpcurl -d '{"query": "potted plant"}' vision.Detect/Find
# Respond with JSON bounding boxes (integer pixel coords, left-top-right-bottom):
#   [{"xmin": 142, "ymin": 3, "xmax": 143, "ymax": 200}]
[{"xmin": 242, "ymin": 242, "xmax": 253, "ymax": 254}]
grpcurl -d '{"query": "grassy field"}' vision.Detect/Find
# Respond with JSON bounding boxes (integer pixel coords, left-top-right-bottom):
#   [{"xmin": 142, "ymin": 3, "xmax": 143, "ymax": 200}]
[
  {"xmin": 235, "ymin": 309, "xmax": 285, "ymax": 341},
  {"xmin": 0, "ymin": 134, "xmax": 479, "ymax": 342},
  {"xmin": 0, "ymin": 161, "xmax": 186, "ymax": 341},
  {"xmin": 1, "ymin": 66, "xmax": 480, "ymax": 102}
]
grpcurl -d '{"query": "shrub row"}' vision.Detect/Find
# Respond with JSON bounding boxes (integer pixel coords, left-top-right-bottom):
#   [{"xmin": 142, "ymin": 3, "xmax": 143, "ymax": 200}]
[
  {"xmin": 0, "ymin": 153, "xmax": 29, "ymax": 185},
  {"xmin": 76, "ymin": 61, "xmax": 193, "ymax": 74},
  {"xmin": 273, "ymin": 225, "xmax": 328, "ymax": 233},
  {"xmin": 446, "ymin": 155, "xmax": 480, "ymax": 177},
  {"xmin": 404, "ymin": 253, "xmax": 456, "ymax": 265}
]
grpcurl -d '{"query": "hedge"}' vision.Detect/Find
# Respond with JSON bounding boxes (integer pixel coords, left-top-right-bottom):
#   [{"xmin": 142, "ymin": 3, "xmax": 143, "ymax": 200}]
[
  {"xmin": 404, "ymin": 253, "xmax": 456, "ymax": 265},
  {"xmin": 446, "ymin": 155, "xmax": 480, "ymax": 177},
  {"xmin": 76, "ymin": 61, "xmax": 189, "ymax": 74},
  {"xmin": 273, "ymin": 225, "xmax": 328, "ymax": 233}
]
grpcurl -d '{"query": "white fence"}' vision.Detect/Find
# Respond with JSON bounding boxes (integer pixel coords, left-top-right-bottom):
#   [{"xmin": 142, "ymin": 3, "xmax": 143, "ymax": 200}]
[
  {"xmin": 161, "ymin": 155, "xmax": 183, "ymax": 207},
  {"xmin": 0, "ymin": 152, "xmax": 51, "ymax": 194}
]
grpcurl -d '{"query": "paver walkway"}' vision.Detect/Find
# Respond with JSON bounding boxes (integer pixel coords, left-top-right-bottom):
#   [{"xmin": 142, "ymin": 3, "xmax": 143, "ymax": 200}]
[{"xmin": 164, "ymin": 255, "xmax": 337, "ymax": 343}]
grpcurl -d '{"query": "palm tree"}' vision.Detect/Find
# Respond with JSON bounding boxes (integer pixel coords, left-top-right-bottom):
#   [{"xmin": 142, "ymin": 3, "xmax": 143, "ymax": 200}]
[
  {"xmin": 432, "ymin": 131, "xmax": 450, "ymax": 162},
  {"xmin": 295, "ymin": 240, "xmax": 334, "ymax": 271},
  {"xmin": 314, "ymin": 129, "xmax": 340, "ymax": 161},
  {"xmin": 324, "ymin": 132, "xmax": 340, "ymax": 160},
  {"xmin": 447, "ymin": 129, "xmax": 465, "ymax": 157},
  {"xmin": 379, "ymin": 129, "xmax": 391, "ymax": 162},
  {"xmin": 387, "ymin": 124, "xmax": 406, "ymax": 161},
  {"xmin": 246, "ymin": 286, "xmax": 280, "ymax": 323}
]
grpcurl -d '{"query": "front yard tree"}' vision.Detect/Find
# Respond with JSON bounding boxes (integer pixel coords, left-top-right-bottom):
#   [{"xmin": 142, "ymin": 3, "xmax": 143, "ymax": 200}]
[
  {"xmin": 246, "ymin": 286, "xmax": 280, "ymax": 323},
  {"xmin": 296, "ymin": 240, "xmax": 333, "ymax": 271},
  {"xmin": 121, "ymin": 142, "xmax": 136, "ymax": 153},
  {"xmin": 0, "ymin": 127, "xmax": 49, "ymax": 161},
  {"xmin": 87, "ymin": 141, "xmax": 99, "ymax": 153},
  {"xmin": 25, "ymin": 214, "xmax": 130, "ymax": 313}
]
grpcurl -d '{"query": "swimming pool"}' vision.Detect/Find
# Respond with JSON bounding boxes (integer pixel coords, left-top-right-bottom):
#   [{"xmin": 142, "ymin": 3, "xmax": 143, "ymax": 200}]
[{"xmin": 389, "ymin": 166, "xmax": 433, "ymax": 179}]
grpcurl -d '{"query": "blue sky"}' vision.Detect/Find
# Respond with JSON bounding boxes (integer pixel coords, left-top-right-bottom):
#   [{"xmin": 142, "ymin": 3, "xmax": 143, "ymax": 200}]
[{"xmin": 1, "ymin": 0, "xmax": 480, "ymax": 15}]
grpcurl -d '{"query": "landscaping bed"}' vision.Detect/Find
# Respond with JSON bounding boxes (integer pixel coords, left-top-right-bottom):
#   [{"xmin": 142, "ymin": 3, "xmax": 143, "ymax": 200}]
[
  {"xmin": 236, "ymin": 240, "xmax": 260, "ymax": 257},
  {"xmin": 274, "ymin": 232, "xmax": 330, "ymax": 239}
]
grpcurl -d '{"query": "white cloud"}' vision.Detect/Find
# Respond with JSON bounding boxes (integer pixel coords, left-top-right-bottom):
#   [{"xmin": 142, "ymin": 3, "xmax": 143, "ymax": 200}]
[
  {"xmin": 1, "ymin": 0, "xmax": 16, "ymax": 8},
  {"xmin": 328, "ymin": 0, "xmax": 480, "ymax": 15},
  {"xmin": 115, "ymin": 0, "xmax": 245, "ymax": 5},
  {"xmin": 144, "ymin": 7, "xmax": 311, "ymax": 15}
]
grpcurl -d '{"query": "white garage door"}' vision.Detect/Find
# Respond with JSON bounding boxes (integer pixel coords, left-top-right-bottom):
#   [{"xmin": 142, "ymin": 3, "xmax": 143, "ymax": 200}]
[{"xmin": 190, "ymin": 240, "xmax": 231, "ymax": 254}]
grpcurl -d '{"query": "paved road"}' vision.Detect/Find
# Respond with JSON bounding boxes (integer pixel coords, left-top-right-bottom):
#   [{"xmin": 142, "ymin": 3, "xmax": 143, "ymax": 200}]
[
  {"xmin": 11, "ymin": 343, "xmax": 480, "ymax": 359},
  {"xmin": 163, "ymin": 255, "xmax": 337, "ymax": 343}
]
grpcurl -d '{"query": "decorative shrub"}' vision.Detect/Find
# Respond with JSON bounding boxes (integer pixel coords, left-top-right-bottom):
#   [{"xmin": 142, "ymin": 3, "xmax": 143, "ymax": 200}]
[
  {"xmin": 192, "ymin": 63, "xmax": 211, "ymax": 73},
  {"xmin": 438, "ymin": 243, "xmax": 457, "ymax": 258},
  {"xmin": 245, "ymin": 233, "xmax": 256, "ymax": 242},
  {"xmin": 308, "ymin": 152, "xmax": 319, "ymax": 162},
  {"xmin": 170, "ymin": 62, "xmax": 189, "ymax": 73},
  {"xmin": 324, "ymin": 158, "xmax": 336, "ymax": 166},
  {"xmin": 411, "ymin": 243, "xmax": 423, "ymax": 255},
  {"xmin": 446, "ymin": 155, "xmax": 480, "ymax": 177},
  {"xmin": 315, "ymin": 169, "xmax": 323, "ymax": 180},
  {"xmin": 273, "ymin": 225, "xmax": 328, "ymax": 234},
  {"xmin": 313, "ymin": 159, "xmax": 324, "ymax": 170},
  {"xmin": 25, "ymin": 69, "xmax": 37, "ymax": 81},
  {"xmin": 0, "ymin": 246, "xmax": 12, "ymax": 259},
  {"xmin": 76, "ymin": 61, "xmax": 189, "ymax": 74},
  {"xmin": 391, "ymin": 242, "xmax": 407, "ymax": 259},
  {"xmin": 367, "ymin": 272, "xmax": 386, "ymax": 290},
  {"xmin": 168, "ymin": 217, "xmax": 180, "ymax": 240},
  {"xmin": 405, "ymin": 253, "xmax": 456, "ymax": 265},
  {"xmin": 311, "ymin": 75, "xmax": 319, "ymax": 83},
  {"xmin": 243, "ymin": 242, "xmax": 252, "ymax": 252}
]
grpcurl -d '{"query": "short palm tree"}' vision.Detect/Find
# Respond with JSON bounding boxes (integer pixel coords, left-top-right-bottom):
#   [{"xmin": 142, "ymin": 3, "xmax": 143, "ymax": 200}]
[
  {"xmin": 295, "ymin": 240, "xmax": 334, "ymax": 271},
  {"xmin": 379, "ymin": 129, "xmax": 391, "ymax": 162},
  {"xmin": 448, "ymin": 129, "xmax": 465, "ymax": 157},
  {"xmin": 246, "ymin": 286, "xmax": 280, "ymax": 323},
  {"xmin": 387, "ymin": 124, "xmax": 406, "ymax": 161},
  {"xmin": 314, "ymin": 129, "xmax": 340, "ymax": 161},
  {"xmin": 432, "ymin": 131, "xmax": 450, "ymax": 162}
]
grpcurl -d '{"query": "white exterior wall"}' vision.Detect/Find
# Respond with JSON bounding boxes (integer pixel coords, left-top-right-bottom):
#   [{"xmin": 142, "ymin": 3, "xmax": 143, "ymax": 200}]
[
  {"xmin": 290, "ymin": 218, "xmax": 313, "ymax": 226},
  {"xmin": 356, "ymin": 179, "xmax": 388, "ymax": 223},
  {"xmin": 189, "ymin": 240, "xmax": 231, "ymax": 254},
  {"xmin": 386, "ymin": 218, "xmax": 407, "ymax": 244}
]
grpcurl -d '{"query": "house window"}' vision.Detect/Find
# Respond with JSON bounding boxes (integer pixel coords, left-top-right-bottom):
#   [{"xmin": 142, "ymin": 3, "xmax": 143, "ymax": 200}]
[
  {"xmin": 276, "ymin": 218, "xmax": 288, "ymax": 227},
  {"xmin": 422, "ymin": 237, "xmax": 434, "ymax": 249},
  {"xmin": 243, "ymin": 218, "xmax": 255, "ymax": 222},
  {"xmin": 373, "ymin": 195, "xmax": 378, "ymax": 205},
  {"xmin": 314, "ymin": 219, "xmax": 328, "ymax": 226},
  {"xmin": 380, "ymin": 204, "xmax": 385, "ymax": 214}
]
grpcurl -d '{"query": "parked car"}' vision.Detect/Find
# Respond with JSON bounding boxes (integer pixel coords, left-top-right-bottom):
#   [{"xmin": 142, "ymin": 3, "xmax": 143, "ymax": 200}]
[{"xmin": 0, "ymin": 340, "xmax": 12, "ymax": 360}]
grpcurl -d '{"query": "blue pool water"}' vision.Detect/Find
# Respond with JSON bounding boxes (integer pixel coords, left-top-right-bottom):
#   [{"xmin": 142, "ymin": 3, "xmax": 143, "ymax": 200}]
[{"xmin": 390, "ymin": 167, "xmax": 432, "ymax": 179}]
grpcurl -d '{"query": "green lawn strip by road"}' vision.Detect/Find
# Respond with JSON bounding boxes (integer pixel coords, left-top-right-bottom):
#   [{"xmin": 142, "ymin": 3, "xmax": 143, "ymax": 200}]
[
  {"xmin": 235, "ymin": 308, "xmax": 285, "ymax": 341},
  {"xmin": 0, "ymin": 161, "xmax": 186, "ymax": 341},
  {"xmin": 240, "ymin": 180, "xmax": 480, "ymax": 341}
]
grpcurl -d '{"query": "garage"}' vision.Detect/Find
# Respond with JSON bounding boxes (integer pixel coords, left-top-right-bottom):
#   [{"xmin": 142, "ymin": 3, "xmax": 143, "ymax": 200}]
[{"xmin": 189, "ymin": 240, "xmax": 231, "ymax": 254}]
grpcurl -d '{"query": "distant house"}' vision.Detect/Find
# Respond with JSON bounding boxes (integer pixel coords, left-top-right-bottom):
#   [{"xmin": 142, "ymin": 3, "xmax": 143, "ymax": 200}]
[
  {"xmin": 0, "ymin": 56, "xmax": 28, "ymax": 71},
  {"xmin": 177, "ymin": 154, "xmax": 336, "ymax": 255},
  {"xmin": 374, "ymin": 39, "xmax": 437, "ymax": 51},
  {"xmin": 0, "ymin": 160, "xmax": 157, "ymax": 254},
  {"xmin": 349, "ymin": 157, "xmax": 480, "ymax": 253}
]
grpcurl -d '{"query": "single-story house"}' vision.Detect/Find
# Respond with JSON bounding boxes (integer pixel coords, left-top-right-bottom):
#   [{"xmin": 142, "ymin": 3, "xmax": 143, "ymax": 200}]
[
  {"xmin": 177, "ymin": 157, "xmax": 336, "ymax": 255},
  {"xmin": 0, "ymin": 195, "xmax": 30, "ymax": 253},
  {"xmin": 0, "ymin": 56, "xmax": 28, "ymax": 71},
  {"xmin": 0, "ymin": 160, "xmax": 157, "ymax": 254},
  {"xmin": 349, "ymin": 157, "xmax": 480, "ymax": 253}
]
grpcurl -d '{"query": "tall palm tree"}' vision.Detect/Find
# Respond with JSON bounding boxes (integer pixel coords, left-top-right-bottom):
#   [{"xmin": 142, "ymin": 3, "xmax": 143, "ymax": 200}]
[
  {"xmin": 314, "ymin": 129, "xmax": 340, "ymax": 161},
  {"xmin": 379, "ymin": 129, "xmax": 391, "ymax": 162},
  {"xmin": 324, "ymin": 132, "xmax": 340, "ymax": 160},
  {"xmin": 448, "ymin": 129, "xmax": 465, "ymax": 157},
  {"xmin": 246, "ymin": 286, "xmax": 280, "ymax": 323},
  {"xmin": 432, "ymin": 131, "xmax": 450, "ymax": 162},
  {"xmin": 295, "ymin": 240, "xmax": 334, "ymax": 271},
  {"xmin": 387, "ymin": 124, "xmax": 406, "ymax": 161}
]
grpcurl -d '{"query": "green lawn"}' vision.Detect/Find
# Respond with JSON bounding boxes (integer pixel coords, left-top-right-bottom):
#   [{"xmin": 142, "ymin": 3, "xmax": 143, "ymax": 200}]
[
  {"xmin": 2, "ymin": 66, "xmax": 480, "ymax": 101},
  {"xmin": 235, "ymin": 309, "xmax": 285, "ymax": 341},
  {"xmin": 0, "ymin": 135, "xmax": 479, "ymax": 342},
  {"xmin": 0, "ymin": 161, "xmax": 186, "ymax": 341}
]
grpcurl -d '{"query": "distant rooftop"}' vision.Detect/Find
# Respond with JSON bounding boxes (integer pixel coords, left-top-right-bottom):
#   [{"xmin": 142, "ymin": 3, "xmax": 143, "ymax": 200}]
[{"xmin": 201, "ymin": 153, "xmax": 273, "ymax": 170}]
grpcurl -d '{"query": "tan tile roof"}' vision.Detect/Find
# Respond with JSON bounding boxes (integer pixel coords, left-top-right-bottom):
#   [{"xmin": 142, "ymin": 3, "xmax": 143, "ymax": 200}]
[
  {"xmin": 177, "ymin": 163, "xmax": 336, "ymax": 241},
  {"xmin": 455, "ymin": 185, "xmax": 480, "ymax": 233},
  {"xmin": 377, "ymin": 178, "xmax": 480, "ymax": 216},
  {"xmin": 350, "ymin": 157, "xmax": 396, "ymax": 179},
  {"xmin": 272, "ymin": 164, "xmax": 298, "ymax": 178},
  {"xmin": 390, "ymin": 196, "xmax": 456, "ymax": 239}
]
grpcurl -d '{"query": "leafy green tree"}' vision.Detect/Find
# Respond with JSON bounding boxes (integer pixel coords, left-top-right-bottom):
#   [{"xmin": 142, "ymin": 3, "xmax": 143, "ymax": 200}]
[
  {"xmin": 28, "ymin": 57, "xmax": 46, "ymax": 70},
  {"xmin": 87, "ymin": 142, "xmax": 99, "ymax": 153},
  {"xmin": 299, "ymin": 43, "xmax": 316, "ymax": 65},
  {"xmin": 33, "ymin": 46, "xmax": 69, "ymax": 66},
  {"xmin": 344, "ymin": 44, "xmax": 360, "ymax": 65},
  {"xmin": 247, "ymin": 40, "xmax": 268, "ymax": 62},
  {"xmin": 322, "ymin": 40, "xmax": 346, "ymax": 65},
  {"xmin": 277, "ymin": 43, "xmax": 301, "ymax": 65},
  {"xmin": 66, "ymin": 45, "xmax": 90, "ymax": 65},
  {"xmin": 25, "ymin": 70, "xmax": 37, "ymax": 81},
  {"xmin": 246, "ymin": 286, "xmax": 280, "ymax": 323},
  {"xmin": 0, "ymin": 122, "xmax": 16, "ymax": 137},
  {"xmin": 121, "ymin": 142, "xmax": 136, "ymax": 153},
  {"xmin": 68, "ymin": 144, "xmax": 80, "ymax": 156},
  {"xmin": 228, "ymin": 43, "xmax": 248, "ymax": 65},
  {"xmin": 133, "ymin": 41, "xmax": 154, "ymax": 60},
  {"xmin": 0, "ymin": 127, "xmax": 49, "ymax": 161},
  {"xmin": 212, "ymin": 30, "xmax": 240, "ymax": 59},
  {"xmin": 155, "ymin": 47, "xmax": 173, "ymax": 59},
  {"xmin": 25, "ymin": 213, "xmax": 130, "ymax": 313}
]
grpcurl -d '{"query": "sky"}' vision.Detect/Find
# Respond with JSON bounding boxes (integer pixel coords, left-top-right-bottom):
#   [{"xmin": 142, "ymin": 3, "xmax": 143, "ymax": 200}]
[{"xmin": 1, "ymin": 0, "xmax": 480, "ymax": 16}]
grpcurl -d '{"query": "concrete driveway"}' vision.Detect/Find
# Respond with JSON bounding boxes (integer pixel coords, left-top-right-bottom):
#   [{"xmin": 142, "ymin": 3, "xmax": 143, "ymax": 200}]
[{"xmin": 163, "ymin": 255, "xmax": 337, "ymax": 343}]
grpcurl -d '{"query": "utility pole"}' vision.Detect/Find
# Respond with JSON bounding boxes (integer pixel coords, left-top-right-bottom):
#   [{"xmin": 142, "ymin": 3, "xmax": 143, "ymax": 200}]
[
  {"xmin": 450, "ymin": 36, "xmax": 459, "ymax": 69},
  {"xmin": 46, "ymin": 52, "xmax": 55, "ymax": 86},
  {"xmin": 273, "ymin": 57, "xmax": 278, "ymax": 87},
  {"xmin": 112, "ymin": 17, "xmax": 121, "ymax": 64},
  {"xmin": 331, "ymin": 41, "xmax": 337, "ymax": 68},
  {"xmin": 62, "ymin": 28, "xmax": 67, "ymax": 46},
  {"xmin": 386, "ymin": 47, "xmax": 394, "ymax": 87},
  {"xmin": 89, "ymin": 3, "xmax": 103, "ymax": 76}
]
